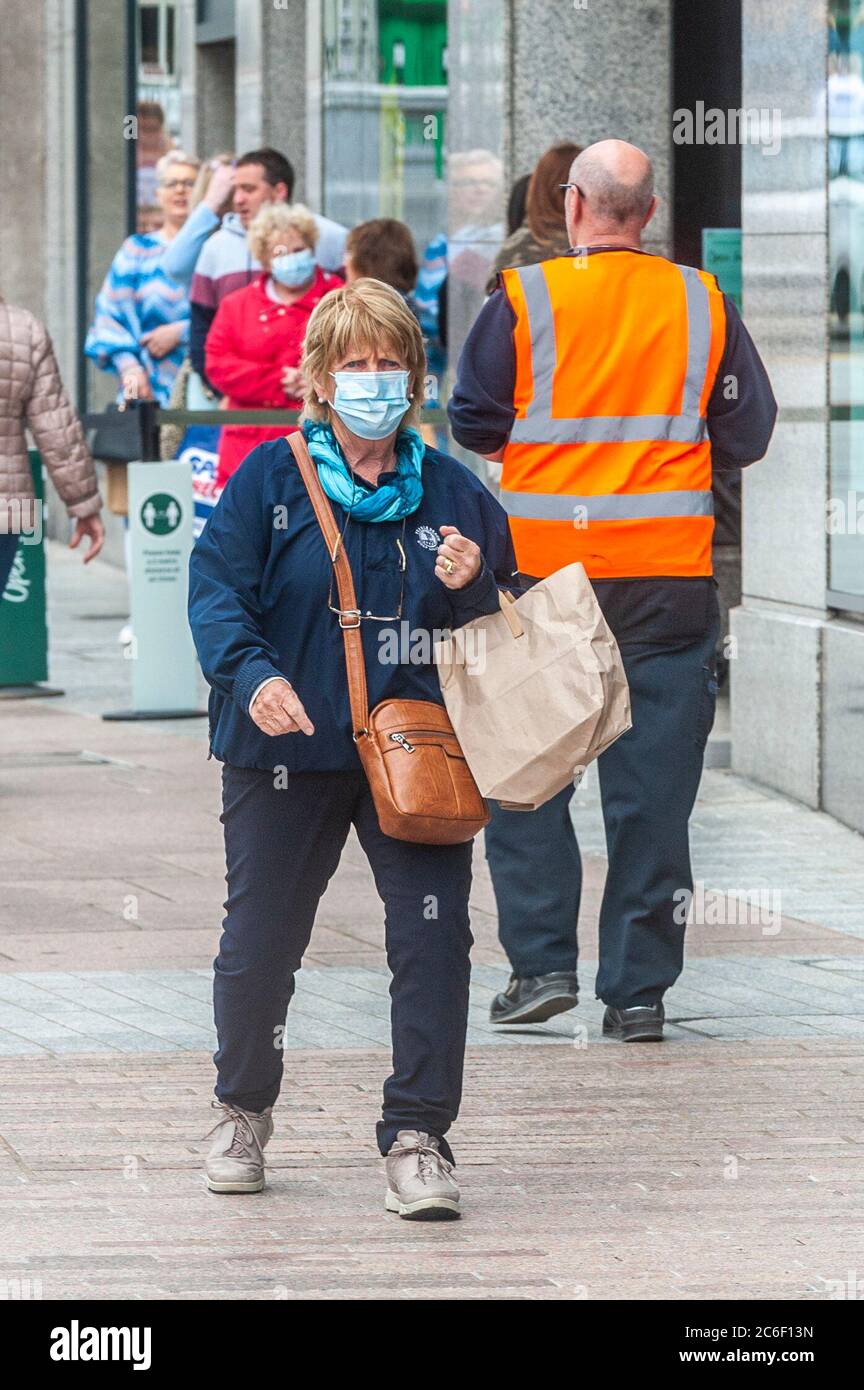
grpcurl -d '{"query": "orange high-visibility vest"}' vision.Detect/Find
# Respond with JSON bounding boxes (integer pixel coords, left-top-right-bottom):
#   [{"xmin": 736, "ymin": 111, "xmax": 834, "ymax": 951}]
[{"xmin": 499, "ymin": 251, "xmax": 727, "ymax": 580}]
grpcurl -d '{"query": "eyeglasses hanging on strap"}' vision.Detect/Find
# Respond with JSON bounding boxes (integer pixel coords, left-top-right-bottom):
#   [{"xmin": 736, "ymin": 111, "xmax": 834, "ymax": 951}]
[{"xmin": 327, "ymin": 516, "xmax": 408, "ymax": 626}]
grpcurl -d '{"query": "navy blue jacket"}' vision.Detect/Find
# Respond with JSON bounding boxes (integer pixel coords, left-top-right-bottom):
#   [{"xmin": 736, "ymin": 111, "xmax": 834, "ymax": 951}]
[{"xmin": 188, "ymin": 436, "xmax": 517, "ymax": 773}]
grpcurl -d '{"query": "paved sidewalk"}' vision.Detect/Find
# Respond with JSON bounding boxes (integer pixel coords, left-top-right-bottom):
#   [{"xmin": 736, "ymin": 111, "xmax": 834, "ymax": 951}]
[
  {"xmin": 0, "ymin": 544, "xmax": 863, "ymax": 1299},
  {"xmin": 2, "ymin": 1042, "xmax": 861, "ymax": 1301}
]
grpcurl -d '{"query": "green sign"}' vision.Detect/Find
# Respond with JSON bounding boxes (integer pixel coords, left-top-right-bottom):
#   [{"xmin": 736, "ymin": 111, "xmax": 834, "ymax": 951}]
[
  {"xmin": 127, "ymin": 461, "xmax": 199, "ymax": 714},
  {"xmin": 0, "ymin": 451, "xmax": 48, "ymax": 687},
  {"xmin": 140, "ymin": 492, "xmax": 183, "ymax": 536},
  {"xmin": 702, "ymin": 227, "xmax": 742, "ymax": 311}
]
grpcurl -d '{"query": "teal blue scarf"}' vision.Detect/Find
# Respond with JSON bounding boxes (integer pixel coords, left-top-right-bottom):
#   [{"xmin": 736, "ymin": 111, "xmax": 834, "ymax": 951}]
[{"xmin": 302, "ymin": 420, "xmax": 424, "ymax": 522}]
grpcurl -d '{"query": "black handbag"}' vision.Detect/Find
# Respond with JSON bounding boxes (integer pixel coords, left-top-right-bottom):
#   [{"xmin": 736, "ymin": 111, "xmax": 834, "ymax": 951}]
[{"xmin": 85, "ymin": 400, "xmax": 160, "ymax": 463}]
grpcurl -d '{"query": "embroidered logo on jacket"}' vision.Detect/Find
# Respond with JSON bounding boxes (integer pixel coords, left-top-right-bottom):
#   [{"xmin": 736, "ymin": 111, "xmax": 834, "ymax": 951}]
[{"xmin": 415, "ymin": 524, "xmax": 440, "ymax": 550}]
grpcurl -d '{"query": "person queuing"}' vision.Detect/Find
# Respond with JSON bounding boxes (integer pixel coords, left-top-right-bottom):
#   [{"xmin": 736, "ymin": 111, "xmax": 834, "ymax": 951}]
[
  {"xmin": 85, "ymin": 150, "xmax": 201, "ymax": 405},
  {"xmin": 343, "ymin": 218, "xmax": 420, "ymax": 319},
  {"xmin": 134, "ymin": 100, "xmax": 172, "ymax": 231},
  {"xmin": 1, "ymin": 294, "xmax": 103, "ymax": 594},
  {"xmin": 189, "ymin": 279, "xmax": 515, "ymax": 1220},
  {"xmin": 204, "ymin": 203, "xmax": 341, "ymax": 487},
  {"xmin": 159, "ymin": 155, "xmax": 237, "ymax": 289},
  {"xmin": 485, "ymin": 141, "xmax": 582, "ymax": 294},
  {"xmin": 449, "ymin": 140, "xmax": 777, "ymax": 1041},
  {"xmin": 187, "ymin": 147, "xmax": 348, "ymax": 388}
]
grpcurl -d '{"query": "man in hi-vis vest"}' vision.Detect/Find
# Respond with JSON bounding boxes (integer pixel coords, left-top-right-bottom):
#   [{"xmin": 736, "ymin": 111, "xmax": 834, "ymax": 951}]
[{"xmin": 449, "ymin": 140, "xmax": 776, "ymax": 1040}]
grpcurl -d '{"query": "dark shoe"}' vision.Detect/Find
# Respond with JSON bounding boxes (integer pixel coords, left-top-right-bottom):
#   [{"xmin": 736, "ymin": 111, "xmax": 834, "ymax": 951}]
[
  {"xmin": 490, "ymin": 972, "xmax": 578, "ymax": 1025},
  {"xmin": 602, "ymin": 1003, "xmax": 665, "ymax": 1042}
]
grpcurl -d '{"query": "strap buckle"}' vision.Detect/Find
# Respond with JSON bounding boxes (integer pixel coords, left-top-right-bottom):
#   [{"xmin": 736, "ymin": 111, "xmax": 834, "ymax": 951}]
[{"xmin": 338, "ymin": 609, "xmax": 362, "ymax": 629}]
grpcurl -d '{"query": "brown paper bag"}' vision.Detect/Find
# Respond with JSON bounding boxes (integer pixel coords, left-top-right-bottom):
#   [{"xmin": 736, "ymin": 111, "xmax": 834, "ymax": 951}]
[{"xmin": 434, "ymin": 562, "xmax": 631, "ymax": 810}]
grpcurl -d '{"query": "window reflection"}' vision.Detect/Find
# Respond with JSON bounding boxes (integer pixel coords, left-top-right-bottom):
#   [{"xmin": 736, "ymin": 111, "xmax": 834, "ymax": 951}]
[
  {"xmin": 321, "ymin": 1, "xmax": 447, "ymax": 255},
  {"xmin": 829, "ymin": 0, "xmax": 864, "ymax": 599}
]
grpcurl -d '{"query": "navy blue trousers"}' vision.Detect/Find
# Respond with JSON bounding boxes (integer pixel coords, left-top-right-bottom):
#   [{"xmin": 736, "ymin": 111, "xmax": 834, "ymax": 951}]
[
  {"xmin": 214, "ymin": 765, "xmax": 474, "ymax": 1164},
  {"xmin": 484, "ymin": 622, "xmax": 720, "ymax": 1008}
]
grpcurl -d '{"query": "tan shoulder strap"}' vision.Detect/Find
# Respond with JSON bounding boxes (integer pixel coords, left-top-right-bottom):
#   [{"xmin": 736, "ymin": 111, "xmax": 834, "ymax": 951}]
[{"xmin": 286, "ymin": 432, "xmax": 370, "ymax": 737}]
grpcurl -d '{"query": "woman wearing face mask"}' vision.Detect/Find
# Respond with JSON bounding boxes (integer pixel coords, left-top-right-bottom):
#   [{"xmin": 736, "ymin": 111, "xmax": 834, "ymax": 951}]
[
  {"xmin": 205, "ymin": 203, "xmax": 340, "ymax": 487},
  {"xmin": 85, "ymin": 149, "xmax": 201, "ymax": 406},
  {"xmin": 189, "ymin": 278, "xmax": 517, "ymax": 1221}
]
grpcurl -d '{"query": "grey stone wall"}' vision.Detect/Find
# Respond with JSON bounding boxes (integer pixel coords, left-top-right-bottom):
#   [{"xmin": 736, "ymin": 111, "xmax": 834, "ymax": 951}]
[
  {"xmin": 0, "ymin": 0, "xmax": 47, "ymax": 315},
  {"xmin": 261, "ymin": 0, "xmax": 308, "ymax": 194},
  {"xmin": 235, "ymin": 0, "xmax": 310, "ymax": 197},
  {"xmin": 196, "ymin": 41, "xmax": 237, "ymax": 158},
  {"xmin": 509, "ymin": 0, "xmax": 672, "ymax": 256},
  {"xmin": 444, "ymin": 0, "xmax": 675, "ymax": 475}
]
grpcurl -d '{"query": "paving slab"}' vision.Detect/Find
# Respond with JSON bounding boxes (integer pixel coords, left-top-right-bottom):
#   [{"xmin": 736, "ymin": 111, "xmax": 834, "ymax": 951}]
[{"xmin": 0, "ymin": 1042, "xmax": 861, "ymax": 1301}]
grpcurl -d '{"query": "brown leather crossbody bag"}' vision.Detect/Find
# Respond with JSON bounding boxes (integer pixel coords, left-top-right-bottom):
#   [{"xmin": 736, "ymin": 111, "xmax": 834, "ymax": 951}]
[{"xmin": 287, "ymin": 432, "xmax": 490, "ymax": 845}]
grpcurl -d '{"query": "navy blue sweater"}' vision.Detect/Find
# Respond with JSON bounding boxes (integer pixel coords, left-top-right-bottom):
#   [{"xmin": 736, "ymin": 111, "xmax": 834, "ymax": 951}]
[{"xmin": 188, "ymin": 436, "xmax": 517, "ymax": 773}]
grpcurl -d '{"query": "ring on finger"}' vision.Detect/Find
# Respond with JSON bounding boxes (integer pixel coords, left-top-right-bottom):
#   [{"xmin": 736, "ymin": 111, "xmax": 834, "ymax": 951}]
[{"xmin": 443, "ymin": 557, "xmax": 455, "ymax": 575}]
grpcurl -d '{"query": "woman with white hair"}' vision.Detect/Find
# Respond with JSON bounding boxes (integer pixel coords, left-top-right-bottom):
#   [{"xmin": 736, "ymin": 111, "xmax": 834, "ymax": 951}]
[
  {"xmin": 189, "ymin": 278, "xmax": 517, "ymax": 1220},
  {"xmin": 205, "ymin": 202, "xmax": 341, "ymax": 486},
  {"xmin": 85, "ymin": 150, "xmax": 201, "ymax": 405}
]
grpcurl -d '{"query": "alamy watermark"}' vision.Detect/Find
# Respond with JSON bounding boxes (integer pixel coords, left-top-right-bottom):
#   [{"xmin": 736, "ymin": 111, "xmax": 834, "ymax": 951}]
[
  {"xmin": 1, "ymin": 498, "xmax": 43, "ymax": 546},
  {"xmin": 673, "ymin": 103, "xmax": 782, "ymax": 156},
  {"xmin": 826, "ymin": 492, "xmax": 864, "ymax": 536},
  {"xmin": 673, "ymin": 880, "xmax": 782, "ymax": 934},
  {"xmin": 379, "ymin": 621, "xmax": 487, "ymax": 673}
]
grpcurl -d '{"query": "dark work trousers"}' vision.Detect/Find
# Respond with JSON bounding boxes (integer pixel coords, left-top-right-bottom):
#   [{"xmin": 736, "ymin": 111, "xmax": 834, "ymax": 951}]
[
  {"xmin": 214, "ymin": 764, "xmax": 474, "ymax": 1165},
  {"xmin": 484, "ymin": 621, "xmax": 720, "ymax": 1008}
]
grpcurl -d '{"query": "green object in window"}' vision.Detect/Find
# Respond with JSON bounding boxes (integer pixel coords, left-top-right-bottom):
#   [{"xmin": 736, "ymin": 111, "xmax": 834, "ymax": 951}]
[
  {"xmin": 378, "ymin": 1, "xmax": 447, "ymax": 86},
  {"xmin": 702, "ymin": 228, "xmax": 742, "ymax": 311}
]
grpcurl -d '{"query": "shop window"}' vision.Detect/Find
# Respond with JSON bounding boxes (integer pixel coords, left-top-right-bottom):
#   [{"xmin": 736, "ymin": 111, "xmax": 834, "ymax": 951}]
[
  {"xmin": 139, "ymin": 2, "xmax": 177, "ymax": 81},
  {"xmin": 828, "ymin": 0, "xmax": 864, "ymax": 605}
]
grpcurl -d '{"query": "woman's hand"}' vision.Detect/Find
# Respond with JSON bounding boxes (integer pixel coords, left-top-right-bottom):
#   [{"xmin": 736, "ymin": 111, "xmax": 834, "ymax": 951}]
[
  {"xmin": 141, "ymin": 322, "xmax": 185, "ymax": 360},
  {"xmin": 250, "ymin": 678, "xmax": 315, "ymax": 737},
  {"xmin": 69, "ymin": 514, "xmax": 105, "ymax": 564},
  {"xmin": 281, "ymin": 365, "xmax": 305, "ymax": 397},
  {"xmin": 121, "ymin": 365, "xmax": 153, "ymax": 402},
  {"xmin": 435, "ymin": 525, "xmax": 482, "ymax": 590}
]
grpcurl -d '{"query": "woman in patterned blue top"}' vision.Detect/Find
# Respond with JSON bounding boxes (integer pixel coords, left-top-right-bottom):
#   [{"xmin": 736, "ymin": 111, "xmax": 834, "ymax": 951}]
[{"xmin": 85, "ymin": 151, "xmax": 201, "ymax": 406}]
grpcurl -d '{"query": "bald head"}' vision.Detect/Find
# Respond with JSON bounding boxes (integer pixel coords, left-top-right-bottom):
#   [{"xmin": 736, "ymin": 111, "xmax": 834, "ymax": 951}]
[{"xmin": 566, "ymin": 140, "xmax": 656, "ymax": 245}]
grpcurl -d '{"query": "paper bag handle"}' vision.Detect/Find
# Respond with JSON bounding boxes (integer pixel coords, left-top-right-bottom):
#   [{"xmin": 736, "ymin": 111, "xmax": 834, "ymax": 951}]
[{"xmin": 498, "ymin": 588, "xmax": 524, "ymax": 639}]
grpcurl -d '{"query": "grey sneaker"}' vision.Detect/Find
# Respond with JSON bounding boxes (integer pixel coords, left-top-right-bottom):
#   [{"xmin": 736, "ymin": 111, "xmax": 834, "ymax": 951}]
[
  {"xmin": 385, "ymin": 1131, "xmax": 460, "ymax": 1220},
  {"xmin": 204, "ymin": 1100, "xmax": 274, "ymax": 1193}
]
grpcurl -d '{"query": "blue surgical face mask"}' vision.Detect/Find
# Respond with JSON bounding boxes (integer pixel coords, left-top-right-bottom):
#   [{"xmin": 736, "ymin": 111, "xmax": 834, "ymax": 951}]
[
  {"xmin": 329, "ymin": 370, "xmax": 411, "ymax": 440},
  {"xmin": 271, "ymin": 248, "xmax": 317, "ymax": 288}
]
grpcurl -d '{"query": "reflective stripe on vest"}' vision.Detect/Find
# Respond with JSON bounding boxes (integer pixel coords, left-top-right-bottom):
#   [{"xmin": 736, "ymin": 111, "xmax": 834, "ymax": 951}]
[
  {"xmin": 508, "ymin": 260, "xmax": 712, "ymax": 446},
  {"xmin": 499, "ymin": 488, "xmax": 715, "ymax": 521}
]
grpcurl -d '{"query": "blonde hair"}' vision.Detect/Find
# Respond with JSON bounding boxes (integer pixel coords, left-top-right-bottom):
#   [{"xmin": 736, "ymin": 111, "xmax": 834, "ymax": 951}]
[
  {"xmin": 155, "ymin": 149, "xmax": 201, "ymax": 182},
  {"xmin": 300, "ymin": 278, "xmax": 427, "ymax": 430},
  {"xmin": 247, "ymin": 202, "xmax": 319, "ymax": 264}
]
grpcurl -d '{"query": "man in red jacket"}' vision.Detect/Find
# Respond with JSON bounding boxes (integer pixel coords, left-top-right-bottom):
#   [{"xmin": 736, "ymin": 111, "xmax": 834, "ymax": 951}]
[{"xmin": 206, "ymin": 203, "xmax": 340, "ymax": 485}]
